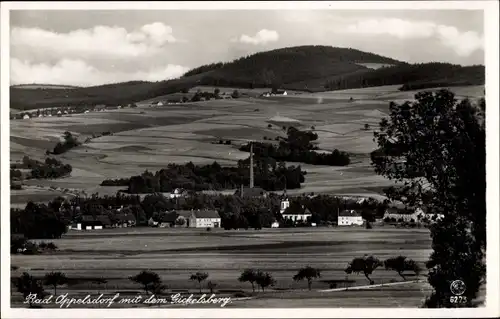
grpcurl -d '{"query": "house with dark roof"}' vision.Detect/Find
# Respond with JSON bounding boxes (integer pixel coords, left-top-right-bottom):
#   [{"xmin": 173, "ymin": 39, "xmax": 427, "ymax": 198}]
[
  {"xmin": 172, "ymin": 210, "xmax": 194, "ymax": 227},
  {"xmin": 234, "ymin": 187, "xmax": 267, "ymax": 198},
  {"xmin": 74, "ymin": 215, "xmax": 112, "ymax": 230},
  {"xmin": 113, "ymin": 212, "xmax": 137, "ymax": 228},
  {"xmin": 158, "ymin": 211, "xmax": 179, "ymax": 228},
  {"xmin": 338, "ymin": 210, "xmax": 364, "ymax": 226}
]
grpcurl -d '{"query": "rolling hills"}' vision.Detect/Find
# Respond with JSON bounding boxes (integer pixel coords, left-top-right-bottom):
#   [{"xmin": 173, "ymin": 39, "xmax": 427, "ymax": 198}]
[{"xmin": 10, "ymin": 45, "xmax": 484, "ymax": 111}]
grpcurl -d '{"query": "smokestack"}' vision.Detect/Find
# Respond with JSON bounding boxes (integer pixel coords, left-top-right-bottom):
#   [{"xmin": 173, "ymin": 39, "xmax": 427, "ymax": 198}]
[{"xmin": 250, "ymin": 142, "xmax": 254, "ymax": 188}]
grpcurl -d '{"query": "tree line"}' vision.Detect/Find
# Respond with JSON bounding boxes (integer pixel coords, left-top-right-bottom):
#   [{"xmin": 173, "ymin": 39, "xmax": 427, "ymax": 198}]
[
  {"xmin": 11, "ymin": 156, "xmax": 72, "ymax": 182},
  {"xmin": 50, "ymin": 131, "xmax": 81, "ymax": 155},
  {"xmin": 322, "ymin": 63, "xmax": 484, "ymax": 92},
  {"xmin": 11, "ymin": 190, "xmax": 388, "ymax": 239},
  {"xmin": 100, "ymin": 159, "xmax": 305, "ymax": 194},
  {"xmin": 240, "ymin": 126, "xmax": 350, "ymax": 166}
]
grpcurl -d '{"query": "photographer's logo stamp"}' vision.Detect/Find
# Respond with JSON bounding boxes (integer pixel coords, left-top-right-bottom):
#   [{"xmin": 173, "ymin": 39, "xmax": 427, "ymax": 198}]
[{"xmin": 450, "ymin": 280, "xmax": 466, "ymax": 296}]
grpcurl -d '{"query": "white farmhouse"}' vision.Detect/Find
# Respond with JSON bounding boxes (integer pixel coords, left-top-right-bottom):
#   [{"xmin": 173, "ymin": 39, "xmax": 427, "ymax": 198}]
[
  {"xmin": 282, "ymin": 208, "xmax": 312, "ymax": 223},
  {"xmin": 338, "ymin": 210, "xmax": 364, "ymax": 226},
  {"xmin": 189, "ymin": 209, "xmax": 221, "ymax": 228},
  {"xmin": 23, "ymin": 114, "xmax": 30, "ymax": 120}
]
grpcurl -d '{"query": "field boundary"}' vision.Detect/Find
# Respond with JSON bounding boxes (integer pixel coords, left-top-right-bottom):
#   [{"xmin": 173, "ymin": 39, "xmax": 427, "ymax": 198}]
[{"xmin": 318, "ymin": 279, "xmax": 425, "ymax": 292}]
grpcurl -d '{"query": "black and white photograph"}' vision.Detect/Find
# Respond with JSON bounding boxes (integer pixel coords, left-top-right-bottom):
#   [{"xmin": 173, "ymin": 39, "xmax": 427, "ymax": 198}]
[{"xmin": 1, "ymin": 1, "xmax": 499, "ymax": 317}]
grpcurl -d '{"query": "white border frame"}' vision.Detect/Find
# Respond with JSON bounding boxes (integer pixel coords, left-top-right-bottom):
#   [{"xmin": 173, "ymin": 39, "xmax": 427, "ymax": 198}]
[{"xmin": 1, "ymin": 1, "xmax": 499, "ymax": 318}]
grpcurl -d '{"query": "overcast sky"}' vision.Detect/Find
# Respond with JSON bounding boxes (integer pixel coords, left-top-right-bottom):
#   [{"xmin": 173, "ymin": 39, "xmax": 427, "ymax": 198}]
[{"xmin": 10, "ymin": 9, "xmax": 484, "ymax": 87}]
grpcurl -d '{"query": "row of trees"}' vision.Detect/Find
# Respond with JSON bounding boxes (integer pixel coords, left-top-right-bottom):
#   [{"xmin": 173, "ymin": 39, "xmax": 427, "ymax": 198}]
[
  {"xmin": 13, "ymin": 255, "xmax": 421, "ymax": 307},
  {"xmin": 240, "ymin": 127, "xmax": 350, "ymax": 166},
  {"xmin": 100, "ymin": 160, "xmax": 306, "ymax": 194},
  {"xmin": 11, "ymin": 156, "xmax": 72, "ymax": 180},
  {"xmin": 11, "ymin": 235, "xmax": 58, "ymax": 254}
]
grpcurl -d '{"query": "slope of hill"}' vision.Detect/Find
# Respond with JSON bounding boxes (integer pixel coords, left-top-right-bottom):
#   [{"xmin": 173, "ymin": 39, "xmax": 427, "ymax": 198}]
[
  {"xmin": 316, "ymin": 62, "xmax": 485, "ymax": 93},
  {"xmin": 10, "ymin": 45, "xmax": 484, "ymax": 111},
  {"xmin": 11, "ymin": 84, "xmax": 81, "ymax": 90}
]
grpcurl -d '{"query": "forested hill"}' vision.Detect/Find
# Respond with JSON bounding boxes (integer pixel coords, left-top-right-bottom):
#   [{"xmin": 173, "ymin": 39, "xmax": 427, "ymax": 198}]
[
  {"xmin": 182, "ymin": 46, "xmax": 402, "ymax": 81},
  {"xmin": 10, "ymin": 45, "xmax": 484, "ymax": 110}
]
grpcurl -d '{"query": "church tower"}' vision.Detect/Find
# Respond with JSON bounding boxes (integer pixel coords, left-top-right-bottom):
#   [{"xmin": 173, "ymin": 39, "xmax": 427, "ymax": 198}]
[{"xmin": 279, "ymin": 190, "xmax": 289, "ymax": 214}]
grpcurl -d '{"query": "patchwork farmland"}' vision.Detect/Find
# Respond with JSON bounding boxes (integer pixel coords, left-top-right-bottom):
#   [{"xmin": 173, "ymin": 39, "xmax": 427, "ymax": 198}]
[
  {"xmin": 10, "ymin": 85, "xmax": 484, "ymax": 204},
  {"xmin": 9, "ymin": 84, "xmax": 486, "ymax": 307}
]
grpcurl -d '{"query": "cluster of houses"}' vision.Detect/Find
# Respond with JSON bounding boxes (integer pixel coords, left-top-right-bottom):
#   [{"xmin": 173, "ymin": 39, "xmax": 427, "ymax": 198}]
[
  {"xmin": 261, "ymin": 89, "xmax": 288, "ymax": 97},
  {"xmin": 12, "ymin": 103, "xmax": 137, "ymax": 121}
]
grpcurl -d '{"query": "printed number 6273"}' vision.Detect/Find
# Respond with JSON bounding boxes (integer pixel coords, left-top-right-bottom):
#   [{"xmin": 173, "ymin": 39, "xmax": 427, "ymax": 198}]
[{"xmin": 450, "ymin": 296, "xmax": 467, "ymax": 304}]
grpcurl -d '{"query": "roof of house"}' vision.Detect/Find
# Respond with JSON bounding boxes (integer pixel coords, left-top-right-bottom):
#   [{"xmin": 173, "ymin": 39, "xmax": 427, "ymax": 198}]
[
  {"xmin": 385, "ymin": 207, "xmax": 415, "ymax": 215},
  {"xmin": 234, "ymin": 187, "xmax": 267, "ymax": 197},
  {"xmin": 339, "ymin": 210, "xmax": 362, "ymax": 217},
  {"xmin": 81, "ymin": 214, "xmax": 112, "ymax": 225},
  {"xmin": 116, "ymin": 213, "xmax": 136, "ymax": 222},
  {"xmin": 96, "ymin": 215, "xmax": 112, "ymax": 225},
  {"xmin": 161, "ymin": 212, "xmax": 178, "ymax": 223},
  {"xmin": 174, "ymin": 210, "xmax": 194, "ymax": 218},
  {"xmin": 193, "ymin": 209, "xmax": 220, "ymax": 219},
  {"xmin": 283, "ymin": 208, "xmax": 312, "ymax": 215},
  {"xmin": 81, "ymin": 215, "xmax": 96, "ymax": 222}
]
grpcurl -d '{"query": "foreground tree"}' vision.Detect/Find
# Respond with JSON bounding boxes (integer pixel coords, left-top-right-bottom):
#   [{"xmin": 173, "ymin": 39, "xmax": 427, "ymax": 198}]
[
  {"xmin": 255, "ymin": 271, "xmax": 276, "ymax": 292},
  {"xmin": 345, "ymin": 255, "xmax": 382, "ymax": 285},
  {"xmin": 129, "ymin": 270, "xmax": 161, "ymax": 295},
  {"xmin": 14, "ymin": 272, "xmax": 45, "ymax": 307},
  {"xmin": 207, "ymin": 281, "xmax": 217, "ymax": 294},
  {"xmin": 293, "ymin": 266, "xmax": 321, "ymax": 291},
  {"xmin": 372, "ymin": 90, "xmax": 485, "ymax": 307},
  {"xmin": 190, "ymin": 272, "xmax": 209, "ymax": 294},
  {"xmin": 384, "ymin": 256, "xmax": 421, "ymax": 280},
  {"xmin": 238, "ymin": 269, "xmax": 258, "ymax": 292},
  {"xmin": 43, "ymin": 271, "xmax": 68, "ymax": 295}
]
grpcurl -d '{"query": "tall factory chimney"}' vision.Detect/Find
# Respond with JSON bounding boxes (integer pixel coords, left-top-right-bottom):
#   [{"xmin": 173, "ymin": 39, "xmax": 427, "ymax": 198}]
[{"xmin": 249, "ymin": 142, "xmax": 254, "ymax": 188}]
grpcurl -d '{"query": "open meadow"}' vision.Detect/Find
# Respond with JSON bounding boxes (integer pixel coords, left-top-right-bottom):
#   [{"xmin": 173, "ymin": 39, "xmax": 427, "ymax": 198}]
[
  {"xmin": 10, "ymin": 227, "xmax": 452, "ymax": 308},
  {"xmin": 11, "ymin": 84, "xmax": 484, "ymax": 205}
]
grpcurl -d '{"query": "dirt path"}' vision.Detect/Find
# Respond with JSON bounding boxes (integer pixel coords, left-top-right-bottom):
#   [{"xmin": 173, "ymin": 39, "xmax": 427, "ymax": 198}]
[{"xmin": 318, "ymin": 279, "xmax": 424, "ymax": 292}]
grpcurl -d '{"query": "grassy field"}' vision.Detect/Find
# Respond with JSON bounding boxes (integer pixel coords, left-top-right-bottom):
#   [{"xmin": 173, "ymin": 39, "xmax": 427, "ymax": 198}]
[{"xmin": 11, "ymin": 227, "xmax": 443, "ymax": 308}]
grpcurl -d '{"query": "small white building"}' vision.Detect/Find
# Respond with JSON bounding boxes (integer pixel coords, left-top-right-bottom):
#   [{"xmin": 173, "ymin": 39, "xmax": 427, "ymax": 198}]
[
  {"xmin": 271, "ymin": 221, "xmax": 280, "ymax": 228},
  {"xmin": 169, "ymin": 188, "xmax": 187, "ymax": 199},
  {"xmin": 189, "ymin": 209, "xmax": 221, "ymax": 228},
  {"xmin": 23, "ymin": 114, "xmax": 30, "ymax": 120},
  {"xmin": 338, "ymin": 210, "xmax": 364, "ymax": 226}
]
